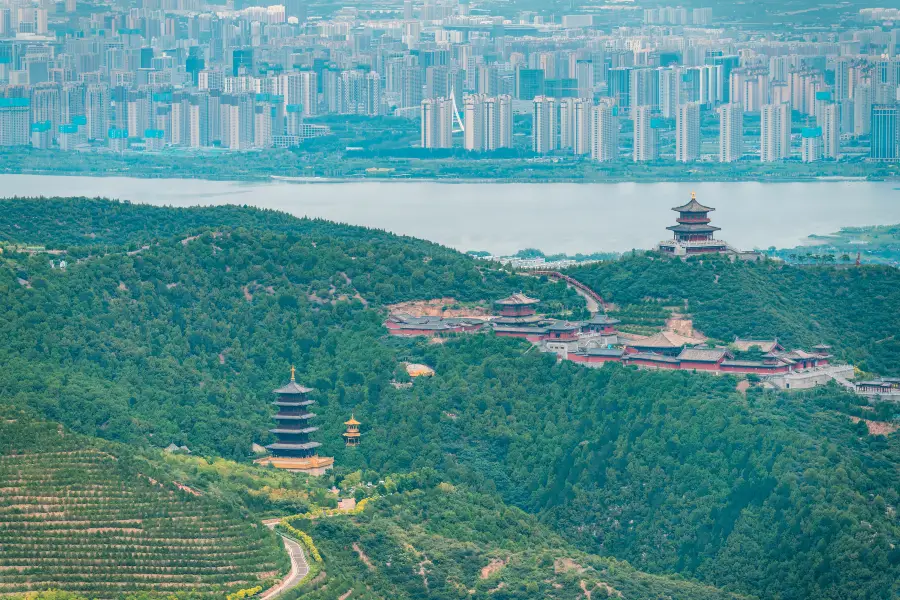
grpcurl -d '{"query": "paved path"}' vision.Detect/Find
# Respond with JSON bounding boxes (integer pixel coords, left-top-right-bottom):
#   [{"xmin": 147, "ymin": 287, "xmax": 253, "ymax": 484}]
[{"xmin": 260, "ymin": 521, "xmax": 310, "ymax": 600}]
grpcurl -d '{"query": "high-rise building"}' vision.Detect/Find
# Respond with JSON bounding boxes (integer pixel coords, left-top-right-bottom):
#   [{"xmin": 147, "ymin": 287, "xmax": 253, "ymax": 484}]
[
  {"xmin": 532, "ymin": 96, "xmax": 557, "ymax": 154},
  {"xmin": 633, "ymin": 105, "xmax": 658, "ymax": 162},
  {"xmin": 801, "ymin": 127, "xmax": 823, "ymax": 162},
  {"xmin": 516, "ymin": 68, "xmax": 544, "ymax": 101},
  {"xmin": 630, "ymin": 68, "xmax": 658, "ymax": 115},
  {"xmin": 401, "ymin": 65, "xmax": 423, "ymax": 108},
  {"xmin": 421, "ymin": 97, "xmax": 453, "ymax": 149},
  {"xmin": 85, "ymin": 84, "xmax": 109, "ymax": 141},
  {"xmin": 0, "ymin": 98, "xmax": 30, "ymax": 146},
  {"xmin": 718, "ymin": 102, "xmax": 743, "ymax": 163},
  {"xmin": 834, "ymin": 58, "xmax": 851, "ymax": 101},
  {"xmin": 607, "ymin": 67, "xmax": 631, "ymax": 114},
  {"xmin": 760, "ymin": 102, "xmax": 791, "ymax": 162},
  {"xmin": 463, "ymin": 93, "xmax": 486, "ymax": 151},
  {"xmin": 822, "ymin": 102, "xmax": 840, "ymax": 159},
  {"xmin": 484, "ymin": 95, "xmax": 512, "ymax": 151},
  {"xmin": 658, "ymin": 67, "xmax": 680, "ymax": 119},
  {"xmin": 31, "ymin": 83, "xmax": 60, "ymax": 138},
  {"xmin": 853, "ymin": 84, "xmax": 873, "ymax": 136},
  {"xmin": 675, "ymin": 102, "xmax": 701, "ymax": 162},
  {"xmin": 871, "ymin": 104, "xmax": 899, "ymax": 162},
  {"xmin": 590, "ymin": 101, "xmax": 618, "ymax": 162}
]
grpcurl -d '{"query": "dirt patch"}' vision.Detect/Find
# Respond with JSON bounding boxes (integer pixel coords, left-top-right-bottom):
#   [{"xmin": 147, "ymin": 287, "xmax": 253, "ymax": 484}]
[
  {"xmin": 388, "ymin": 298, "xmax": 491, "ymax": 319},
  {"xmin": 353, "ymin": 542, "xmax": 375, "ymax": 570},
  {"xmin": 338, "ymin": 591, "xmax": 353, "ymax": 600},
  {"xmin": 849, "ymin": 415, "xmax": 898, "ymax": 436},
  {"xmin": 554, "ymin": 558, "xmax": 585, "ymax": 574},
  {"xmin": 581, "ymin": 579, "xmax": 622, "ymax": 599},
  {"xmin": 736, "ymin": 380, "xmax": 751, "ymax": 394},
  {"xmin": 480, "ymin": 557, "xmax": 507, "ymax": 579}
]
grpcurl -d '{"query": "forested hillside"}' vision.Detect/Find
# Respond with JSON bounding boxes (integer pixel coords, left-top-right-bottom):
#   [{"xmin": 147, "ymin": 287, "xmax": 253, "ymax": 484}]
[
  {"xmin": 1, "ymin": 198, "xmax": 899, "ymax": 600},
  {"xmin": 568, "ymin": 254, "xmax": 900, "ymax": 375},
  {"xmin": 0, "ymin": 409, "xmax": 286, "ymax": 597},
  {"xmin": 289, "ymin": 483, "xmax": 753, "ymax": 600}
]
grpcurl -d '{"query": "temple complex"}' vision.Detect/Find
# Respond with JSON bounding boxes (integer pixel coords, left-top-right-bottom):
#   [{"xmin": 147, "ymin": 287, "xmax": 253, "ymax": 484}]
[
  {"xmin": 343, "ymin": 416, "xmax": 361, "ymax": 447},
  {"xmin": 657, "ymin": 193, "xmax": 732, "ymax": 257},
  {"xmin": 254, "ymin": 367, "xmax": 333, "ymax": 475}
]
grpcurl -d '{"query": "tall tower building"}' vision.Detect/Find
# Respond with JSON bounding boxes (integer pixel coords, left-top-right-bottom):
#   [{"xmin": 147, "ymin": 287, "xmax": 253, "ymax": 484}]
[
  {"xmin": 801, "ymin": 127, "xmax": 823, "ymax": 162},
  {"xmin": 822, "ymin": 102, "xmax": 840, "ymax": 160},
  {"xmin": 760, "ymin": 102, "xmax": 792, "ymax": 162},
  {"xmin": 658, "ymin": 67, "xmax": 680, "ymax": 119},
  {"xmin": 853, "ymin": 84, "xmax": 873, "ymax": 136},
  {"xmin": 463, "ymin": 93, "xmax": 486, "ymax": 151},
  {"xmin": 421, "ymin": 97, "xmax": 453, "ymax": 149},
  {"xmin": 590, "ymin": 101, "xmax": 618, "ymax": 162},
  {"xmin": 834, "ymin": 58, "xmax": 851, "ymax": 101},
  {"xmin": 719, "ymin": 102, "xmax": 744, "ymax": 163},
  {"xmin": 401, "ymin": 65, "xmax": 423, "ymax": 108},
  {"xmin": 632, "ymin": 105, "xmax": 658, "ymax": 162},
  {"xmin": 532, "ymin": 95, "xmax": 557, "ymax": 154},
  {"xmin": 0, "ymin": 98, "xmax": 30, "ymax": 146},
  {"xmin": 85, "ymin": 84, "xmax": 109, "ymax": 141},
  {"xmin": 572, "ymin": 98, "xmax": 592, "ymax": 155},
  {"xmin": 675, "ymin": 102, "xmax": 701, "ymax": 162},
  {"xmin": 484, "ymin": 94, "xmax": 512, "ymax": 150},
  {"xmin": 871, "ymin": 105, "xmax": 899, "ymax": 162}
]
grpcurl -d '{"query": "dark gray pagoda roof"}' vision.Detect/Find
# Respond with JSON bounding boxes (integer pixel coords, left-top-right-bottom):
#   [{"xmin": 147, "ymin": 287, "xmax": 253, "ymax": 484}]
[
  {"xmin": 492, "ymin": 325, "xmax": 549, "ymax": 334},
  {"xmin": 269, "ymin": 427, "xmax": 318, "ymax": 435},
  {"xmin": 266, "ymin": 442, "xmax": 322, "ymax": 451},
  {"xmin": 672, "ymin": 197, "xmax": 715, "ymax": 213},
  {"xmin": 273, "ymin": 381, "xmax": 314, "ymax": 395},
  {"xmin": 667, "ymin": 223, "xmax": 721, "ymax": 234},
  {"xmin": 547, "ymin": 322, "xmax": 579, "ymax": 332},
  {"xmin": 274, "ymin": 413, "xmax": 315, "ymax": 420},
  {"xmin": 273, "ymin": 400, "xmax": 314, "ymax": 407},
  {"xmin": 625, "ymin": 352, "xmax": 680, "ymax": 364}
]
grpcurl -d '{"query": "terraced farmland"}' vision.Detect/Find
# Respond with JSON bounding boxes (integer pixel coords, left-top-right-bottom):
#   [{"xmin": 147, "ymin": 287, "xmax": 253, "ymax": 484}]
[{"xmin": 0, "ymin": 420, "xmax": 287, "ymax": 597}]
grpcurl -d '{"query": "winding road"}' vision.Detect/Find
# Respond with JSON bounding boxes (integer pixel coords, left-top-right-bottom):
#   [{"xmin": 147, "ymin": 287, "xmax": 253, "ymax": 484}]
[{"xmin": 261, "ymin": 520, "xmax": 310, "ymax": 600}]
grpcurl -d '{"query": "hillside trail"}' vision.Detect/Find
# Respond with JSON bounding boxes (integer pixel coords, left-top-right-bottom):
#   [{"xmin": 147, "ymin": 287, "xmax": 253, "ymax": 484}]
[{"xmin": 261, "ymin": 519, "xmax": 310, "ymax": 600}]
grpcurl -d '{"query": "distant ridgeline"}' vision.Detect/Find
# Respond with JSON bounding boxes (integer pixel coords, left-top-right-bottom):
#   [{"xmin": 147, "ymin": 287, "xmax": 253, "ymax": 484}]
[{"xmin": 1, "ymin": 198, "xmax": 899, "ymax": 600}]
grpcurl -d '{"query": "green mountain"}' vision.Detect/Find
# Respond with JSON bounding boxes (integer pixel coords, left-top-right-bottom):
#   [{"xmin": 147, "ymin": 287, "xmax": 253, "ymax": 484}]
[
  {"xmin": 290, "ymin": 482, "xmax": 753, "ymax": 600},
  {"xmin": 0, "ymin": 409, "xmax": 286, "ymax": 597},
  {"xmin": 568, "ymin": 254, "xmax": 900, "ymax": 375},
  {"xmin": 1, "ymin": 198, "xmax": 898, "ymax": 600}
]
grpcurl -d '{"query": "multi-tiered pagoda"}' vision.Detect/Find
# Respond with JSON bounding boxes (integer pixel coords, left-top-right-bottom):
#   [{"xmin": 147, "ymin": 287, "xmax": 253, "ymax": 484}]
[
  {"xmin": 255, "ymin": 367, "xmax": 333, "ymax": 475},
  {"xmin": 657, "ymin": 193, "xmax": 731, "ymax": 256},
  {"xmin": 491, "ymin": 293, "xmax": 550, "ymax": 338}
]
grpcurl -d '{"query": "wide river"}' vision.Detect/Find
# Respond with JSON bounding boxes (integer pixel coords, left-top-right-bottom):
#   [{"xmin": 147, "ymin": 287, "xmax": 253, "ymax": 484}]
[{"xmin": 3, "ymin": 175, "xmax": 899, "ymax": 255}]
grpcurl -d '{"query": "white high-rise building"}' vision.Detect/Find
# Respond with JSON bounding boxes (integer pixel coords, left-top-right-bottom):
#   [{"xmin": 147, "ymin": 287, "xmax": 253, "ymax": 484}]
[
  {"xmin": 532, "ymin": 96, "xmax": 557, "ymax": 154},
  {"xmin": 85, "ymin": 84, "xmax": 109, "ymax": 141},
  {"xmin": 760, "ymin": 102, "xmax": 791, "ymax": 162},
  {"xmin": 484, "ymin": 94, "xmax": 512, "ymax": 150},
  {"xmin": 573, "ymin": 98, "xmax": 592, "ymax": 155},
  {"xmin": 822, "ymin": 102, "xmax": 840, "ymax": 160},
  {"xmin": 658, "ymin": 67, "xmax": 680, "ymax": 119},
  {"xmin": 719, "ymin": 102, "xmax": 744, "ymax": 163},
  {"xmin": 590, "ymin": 101, "xmax": 618, "ymax": 162},
  {"xmin": 421, "ymin": 97, "xmax": 453, "ymax": 149},
  {"xmin": 801, "ymin": 128, "xmax": 823, "ymax": 162},
  {"xmin": 559, "ymin": 98, "xmax": 576, "ymax": 151},
  {"xmin": 853, "ymin": 84, "xmax": 872, "ymax": 136},
  {"xmin": 632, "ymin": 104, "xmax": 658, "ymax": 162},
  {"xmin": 464, "ymin": 93, "xmax": 486, "ymax": 151},
  {"xmin": 198, "ymin": 70, "xmax": 224, "ymax": 92},
  {"xmin": 675, "ymin": 102, "xmax": 701, "ymax": 162}
]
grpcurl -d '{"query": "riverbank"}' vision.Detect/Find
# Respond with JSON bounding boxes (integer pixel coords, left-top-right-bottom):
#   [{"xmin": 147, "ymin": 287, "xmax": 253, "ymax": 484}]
[
  {"xmin": 3, "ymin": 175, "xmax": 900, "ymax": 257},
  {"xmin": 2, "ymin": 147, "xmax": 897, "ymax": 184}
]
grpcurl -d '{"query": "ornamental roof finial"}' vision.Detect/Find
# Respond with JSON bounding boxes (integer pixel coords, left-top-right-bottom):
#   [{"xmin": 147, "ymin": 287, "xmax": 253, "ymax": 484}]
[
  {"xmin": 691, "ymin": 191, "xmax": 696, "ymax": 200},
  {"xmin": 290, "ymin": 365, "xmax": 296, "ymax": 382}
]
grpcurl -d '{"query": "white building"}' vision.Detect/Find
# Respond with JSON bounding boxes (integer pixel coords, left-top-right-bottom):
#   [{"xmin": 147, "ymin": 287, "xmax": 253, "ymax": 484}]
[
  {"xmin": 718, "ymin": 102, "xmax": 743, "ymax": 163},
  {"xmin": 760, "ymin": 102, "xmax": 791, "ymax": 162},
  {"xmin": 822, "ymin": 102, "xmax": 840, "ymax": 159},
  {"xmin": 484, "ymin": 94, "xmax": 512, "ymax": 151},
  {"xmin": 421, "ymin": 97, "xmax": 453, "ymax": 149},
  {"xmin": 532, "ymin": 96, "xmax": 557, "ymax": 154},
  {"xmin": 675, "ymin": 102, "xmax": 701, "ymax": 162},
  {"xmin": 590, "ymin": 101, "xmax": 618, "ymax": 162},
  {"xmin": 632, "ymin": 104, "xmax": 658, "ymax": 162}
]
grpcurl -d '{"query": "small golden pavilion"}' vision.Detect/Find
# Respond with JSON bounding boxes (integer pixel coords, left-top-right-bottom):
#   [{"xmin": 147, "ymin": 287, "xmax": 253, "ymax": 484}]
[{"xmin": 343, "ymin": 416, "xmax": 361, "ymax": 447}]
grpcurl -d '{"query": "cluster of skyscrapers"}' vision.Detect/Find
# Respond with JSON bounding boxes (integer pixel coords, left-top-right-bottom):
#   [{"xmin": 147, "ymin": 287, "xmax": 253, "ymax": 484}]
[{"xmin": 0, "ymin": 0, "xmax": 898, "ymax": 163}]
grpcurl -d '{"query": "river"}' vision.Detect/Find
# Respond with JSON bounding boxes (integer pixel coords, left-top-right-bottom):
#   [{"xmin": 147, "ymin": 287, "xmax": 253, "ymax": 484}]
[{"xmin": 2, "ymin": 175, "xmax": 899, "ymax": 255}]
